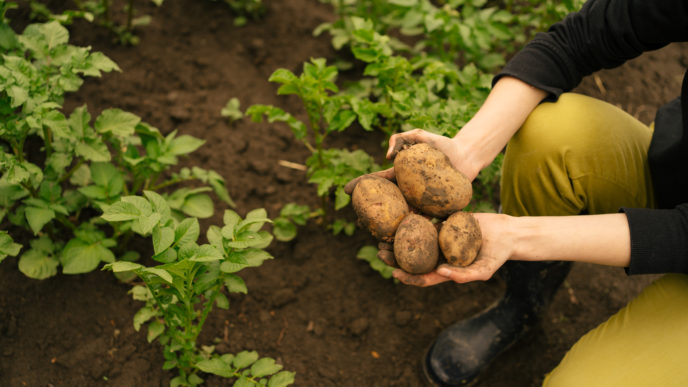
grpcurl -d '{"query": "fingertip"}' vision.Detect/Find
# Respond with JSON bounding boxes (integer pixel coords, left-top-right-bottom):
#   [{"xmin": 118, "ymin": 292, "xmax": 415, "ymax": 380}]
[{"xmin": 378, "ymin": 242, "xmax": 392, "ymax": 250}]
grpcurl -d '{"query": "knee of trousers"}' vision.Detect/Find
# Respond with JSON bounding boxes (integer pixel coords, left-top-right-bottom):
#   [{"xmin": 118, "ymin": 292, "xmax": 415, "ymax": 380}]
[{"xmin": 500, "ymin": 93, "xmax": 653, "ymax": 217}]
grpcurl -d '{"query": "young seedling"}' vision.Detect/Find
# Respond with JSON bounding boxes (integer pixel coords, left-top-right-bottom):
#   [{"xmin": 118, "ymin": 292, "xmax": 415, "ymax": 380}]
[
  {"xmin": 245, "ymin": 58, "xmax": 380, "ymax": 234},
  {"xmin": 103, "ymin": 192, "xmax": 294, "ymax": 386}
]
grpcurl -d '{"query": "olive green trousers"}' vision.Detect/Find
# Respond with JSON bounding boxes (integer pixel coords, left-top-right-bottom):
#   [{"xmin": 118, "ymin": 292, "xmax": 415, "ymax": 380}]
[{"xmin": 499, "ymin": 93, "xmax": 688, "ymax": 386}]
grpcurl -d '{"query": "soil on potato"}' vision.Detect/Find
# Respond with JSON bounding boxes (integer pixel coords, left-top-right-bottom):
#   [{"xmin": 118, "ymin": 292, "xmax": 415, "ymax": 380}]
[{"xmin": 1, "ymin": 1, "xmax": 685, "ymax": 386}]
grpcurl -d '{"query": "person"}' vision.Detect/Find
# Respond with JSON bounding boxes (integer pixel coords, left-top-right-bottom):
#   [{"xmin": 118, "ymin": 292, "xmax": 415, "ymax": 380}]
[{"xmin": 345, "ymin": 0, "xmax": 688, "ymax": 385}]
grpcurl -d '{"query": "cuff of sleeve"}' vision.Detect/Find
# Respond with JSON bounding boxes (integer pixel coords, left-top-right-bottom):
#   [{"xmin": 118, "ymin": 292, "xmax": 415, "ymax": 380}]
[{"xmin": 620, "ymin": 207, "xmax": 688, "ymax": 275}]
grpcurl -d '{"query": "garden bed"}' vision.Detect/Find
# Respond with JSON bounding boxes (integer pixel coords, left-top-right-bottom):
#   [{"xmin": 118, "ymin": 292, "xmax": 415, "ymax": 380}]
[{"xmin": 1, "ymin": 1, "xmax": 686, "ymax": 385}]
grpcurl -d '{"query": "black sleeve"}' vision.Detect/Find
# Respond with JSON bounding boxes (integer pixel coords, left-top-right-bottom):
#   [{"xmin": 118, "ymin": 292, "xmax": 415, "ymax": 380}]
[
  {"xmin": 620, "ymin": 204, "xmax": 688, "ymax": 275},
  {"xmin": 494, "ymin": 0, "xmax": 688, "ymax": 100}
]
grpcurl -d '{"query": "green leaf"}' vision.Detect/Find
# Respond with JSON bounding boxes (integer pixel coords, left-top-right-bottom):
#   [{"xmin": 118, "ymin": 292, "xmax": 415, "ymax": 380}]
[
  {"xmin": 223, "ymin": 210, "xmax": 241, "ymax": 228},
  {"xmin": 43, "ymin": 21, "xmax": 69, "ymax": 49},
  {"xmin": 190, "ymin": 244, "xmax": 223, "ymax": 262},
  {"xmin": 219, "ymin": 260, "xmax": 247, "ymax": 274},
  {"xmin": 221, "ymin": 98, "xmax": 243, "ymax": 121},
  {"xmin": 106, "ymin": 261, "xmax": 143, "ymax": 272},
  {"xmin": 224, "ymin": 274, "xmax": 247, "ymax": 294},
  {"xmin": 121, "ymin": 196, "xmax": 153, "ymax": 214},
  {"xmin": 168, "ymin": 135, "xmax": 205, "ymax": 156},
  {"xmin": 78, "ymin": 185, "xmax": 107, "ymax": 200},
  {"xmin": 215, "ymin": 292, "xmax": 229, "ymax": 310},
  {"xmin": 334, "ymin": 186, "xmax": 350, "ymax": 210},
  {"xmin": 153, "ymin": 226, "xmax": 175, "ymax": 255},
  {"xmin": 242, "ymin": 208, "xmax": 270, "ymax": 232},
  {"xmin": 196, "ymin": 358, "xmax": 233, "ymax": 378},
  {"xmin": 43, "ymin": 110, "xmax": 70, "ymax": 138},
  {"xmin": 226, "ymin": 230, "xmax": 273, "ymax": 250},
  {"xmin": 357, "ymin": 245, "xmax": 379, "ymax": 262},
  {"xmin": 250, "ymin": 358, "xmax": 283, "ymax": 378},
  {"xmin": 69, "ymin": 164, "xmax": 91, "ymax": 186},
  {"xmin": 25, "ymin": 206, "xmax": 55, "ymax": 234},
  {"xmin": 327, "ymin": 109, "xmax": 356, "ymax": 132},
  {"xmin": 206, "ymin": 225, "xmax": 223, "ymax": 249},
  {"xmin": 144, "ymin": 191, "xmax": 171, "ymax": 221},
  {"xmin": 90, "ymin": 162, "xmax": 124, "ymax": 197},
  {"xmin": 175, "ymin": 218, "xmax": 200, "ymax": 246},
  {"xmin": 0, "ymin": 232, "xmax": 21, "ymax": 262},
  {"xmin": 268, "ymin": 69, "xmax": 298, "ymax": 84},
  {"xmin": 94, "ymin": 108, "xmax": 141, "ymax": 137},
  {"xmin": 233, "ymin": 351, "xmax": 259, "ymax": 369},
  {"xmin": 7, "ymin": 85, "xmax": 27, "ymax": 108},
  {"xmin": 75, "ymin": 138, "xmax": 111, "ymax": 162},
  {"xmin": 147, "ymin": 320, "xmax": 164, "ymax": 343},
  {"xmin": 60, "ymin": 237, "xmax": 115, "ymax": 274},
  {"xmin": 357, "ymin": 245, "xmax": 395, "ymax": 279},
  {"xmin": 88, "ymin": 51, "xmax": 120, "ymax": 73},
  {"xmin": 181, "ymin": 194, "xmax": 214, "ymax": 218},
  {"xmin": 18, "ymin": 249, "xmax": 58, "ymax": 280},
  {"xmin": 153, "ymin": 248, "xmax": 177, "ymax": 264},
  {"xmin": 102, "ymin": 201, "xmax": 140, "ymax": 222},
  {"xmin": 142, "ymin": 267, "xmax": 173, "ymax": 283},
  {"xmin": 133, "ymin": 306, "xmax": 157, "ymax": 331},
  {"xmin": 208, "ymin": 172, "xmax": 235, "ymax": 208},
  {"xmin": 268, "ymin": 371, "xmax": 296, "ymax": 387},
  {"xmin": 272, "ymin": 218, "xmax": 297, "ymax": 242},
  {"xmin": 135, "ymin": 212, "xmax": 161, "ymax": 235}
]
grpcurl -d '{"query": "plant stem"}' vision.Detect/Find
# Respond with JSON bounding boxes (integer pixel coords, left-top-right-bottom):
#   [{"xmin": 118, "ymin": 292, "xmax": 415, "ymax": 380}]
[
  {"xmin": 58, "ymin": 159, "xmax": 84, "ymax": 183},
  {"xmin": 55, "ymin": 214, "xmax": 76, "ymax": 231},
  {"xmin": 193, "ymin": 283, "xmax": 221, "ymax": 344},
  {"xmin": 126, "ymin": 0, "xmax": 135, "ymax": 31},
  {"xmin": 42, "ymin": 127, "xmax": 53, "ymax": 158},
  {"xmin": 103, "ymin": 0, "xmax": 110, "ymax": 24}
]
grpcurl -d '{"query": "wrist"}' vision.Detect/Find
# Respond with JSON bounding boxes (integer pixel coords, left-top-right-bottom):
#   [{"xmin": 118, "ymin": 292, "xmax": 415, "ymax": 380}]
[
  {"xmin": 507, "ymin": 216, "xmax": 542, "ymax": 262},
  {"xmin": 450, "ymin": 133, "xmax": 485, "ymax": 181}
]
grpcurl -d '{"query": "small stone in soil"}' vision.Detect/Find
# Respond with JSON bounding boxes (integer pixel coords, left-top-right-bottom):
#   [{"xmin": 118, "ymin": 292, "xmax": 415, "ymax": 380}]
[
  {"xmin": 394, "ymin": 311, "xmax": 412, "ymax": 326},
  {"xmin": 271, "ymin": 288, "xmax": 296, "ymax": 308},
  {"xmin": 349, "ymin": 317, "xmax": 369, "ymax": 336}
]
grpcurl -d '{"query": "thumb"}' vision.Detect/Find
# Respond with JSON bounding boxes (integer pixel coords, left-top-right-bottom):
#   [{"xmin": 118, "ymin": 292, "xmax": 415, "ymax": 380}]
[{"xmin": 343, "ymin": 168, "xmax": 396, "ymax": 195}]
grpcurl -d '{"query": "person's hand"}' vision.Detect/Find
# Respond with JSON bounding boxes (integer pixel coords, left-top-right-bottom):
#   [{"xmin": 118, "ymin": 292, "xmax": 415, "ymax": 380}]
[
  {"xmin": 344, "ymin": 128, "xmax": 476, "ymax": 195},
  {"xmin": 387, "ymin": 129, "xmax": 480, "ymax": 181},
  {"xmin": 343, "ymin": 167, "xmax": 395, "ymax": 195},
  {"xmin": 389, "ymin": 213, "xmax": 514, "ymax": 287}
]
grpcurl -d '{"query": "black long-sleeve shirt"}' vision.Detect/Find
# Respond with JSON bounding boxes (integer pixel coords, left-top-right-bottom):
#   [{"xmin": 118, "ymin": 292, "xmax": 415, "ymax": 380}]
[{"xmin": 494, "ymin": 0, "xmax": 688, "ymax": 274}]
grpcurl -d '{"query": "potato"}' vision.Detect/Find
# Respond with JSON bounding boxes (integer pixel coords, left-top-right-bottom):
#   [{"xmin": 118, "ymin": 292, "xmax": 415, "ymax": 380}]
[
  {"xmin": 394, "ymin": 213, "xmax": 439, "ymax": 274},
  {"xmin": 394, "ymin": 143, "xmax": 472, "ymax": 218},
  {"xmin": 439, "ymin": 212, "xmax": 482, "ymax": 266},
  {"xmin": 352, "ymin": 175, "xmax": 410, "ymax": 242}
]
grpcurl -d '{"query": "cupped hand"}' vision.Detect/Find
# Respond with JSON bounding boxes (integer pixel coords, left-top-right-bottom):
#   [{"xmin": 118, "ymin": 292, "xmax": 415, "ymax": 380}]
[{"xmin": 389, "ymin": 213, "xmax": 514, "ymax": 287}]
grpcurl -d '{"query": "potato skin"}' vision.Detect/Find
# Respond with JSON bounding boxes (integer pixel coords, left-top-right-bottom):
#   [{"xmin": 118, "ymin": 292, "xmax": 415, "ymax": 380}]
[
  {"xmin": 394, "ymin": 143, "xmax": 472, "ymax": 218},
  {"xmin": 394, "ymin": 213, "xmax": 439, "ymax": 274},
  {"xmin": 439, "ymin": 212, "xmax": 482, "ymax": 267},
  {"xmin": 352, "ymin": 175, "xmax": 410, "ymax": 242}
]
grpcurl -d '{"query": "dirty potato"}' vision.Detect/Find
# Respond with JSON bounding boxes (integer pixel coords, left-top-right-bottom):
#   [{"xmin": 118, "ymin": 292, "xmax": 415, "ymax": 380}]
[
  {"xmin": 438, "ymin": 212, "xmax": 482, "ymax": 266},
  {"xmin": 352, "ymin": 175, "xmax": 410, "ymax": 242},
  {"xmin": 394, "ymin": 143, "xmax": 472, "ymax": 218},
  {"xmin": 394, "ymin": 213, "xmax": 439, "ymax": 274}
]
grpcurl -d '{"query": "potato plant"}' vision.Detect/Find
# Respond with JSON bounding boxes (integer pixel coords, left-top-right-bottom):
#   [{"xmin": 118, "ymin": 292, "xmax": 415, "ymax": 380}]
[
  {"xmin": 0, "ymin": 16, "xmax": 233, "ymax": 279},
  {"xmin": 317, "ymin": 0, "xmax": 514, "ymax": 71},
  {"xmin": 342, "ymin": 17, "xmax": 492, "ymax": 138},
  {"xmin": 245, "ymin": 58, "xmax": 380, "ymax": 235},
  {"xmin": 271, "ymin": 202, "xmax": 314, "ymax": 242},
  {"xmin": 103, "ymin": 192, "xmax": 294, "ymax": 386},
  {"xmin": 69, "ymin": 0, "xmax": 164, "ymax": 45}
]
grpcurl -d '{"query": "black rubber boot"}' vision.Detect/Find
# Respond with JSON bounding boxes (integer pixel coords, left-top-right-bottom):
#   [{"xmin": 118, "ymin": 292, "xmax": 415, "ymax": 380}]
[{"xmin": 422, "ymin": 261, "xmax": 572, "ymax": 386}]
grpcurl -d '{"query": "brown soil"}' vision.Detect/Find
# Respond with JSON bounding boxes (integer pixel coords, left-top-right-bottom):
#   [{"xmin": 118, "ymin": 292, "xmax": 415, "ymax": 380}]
[{"xmin": 1, "ymin": 1, "xmax": 686, "ymax": 386}]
